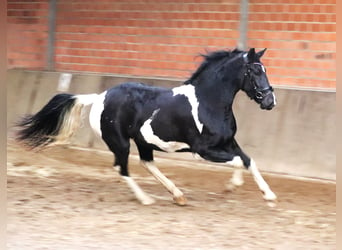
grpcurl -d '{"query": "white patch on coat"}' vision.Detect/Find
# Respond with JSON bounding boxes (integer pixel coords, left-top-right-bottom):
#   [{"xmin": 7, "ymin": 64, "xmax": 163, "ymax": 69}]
[
  {"xmin": 52, "ymin": 100, "xmax": 84, "ymax": 145},
  {"xmin": 75, "ymin": 93, "xmax": 99, "ymax": 106},
  {"xmin": 87, "ymin": 91, "xmax": 106, "ymax": 137},
  {"xmin": 140, "ymin": 110, "xmax": 190, "ymax": 152},
  {"xmin": 52, "ymin": 93, "xmax": 102, "ymax": 145},
  {"xmin": 249, "ymin": 159, "xmax": 277, "ymax": 201},
  {"xmin": 172, "ymin": 85, "xmax": 203, "ymax": 133}
]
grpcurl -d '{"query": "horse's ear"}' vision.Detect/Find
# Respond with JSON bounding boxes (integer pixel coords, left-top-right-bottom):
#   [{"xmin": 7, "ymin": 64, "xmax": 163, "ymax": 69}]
[
  {"xmin": 247, "ymin": 48, "xmax": 256, "ymax": 61},
  {"xmin": 256, "ymin": 48, "xmax": 267, "ymax": 58}
]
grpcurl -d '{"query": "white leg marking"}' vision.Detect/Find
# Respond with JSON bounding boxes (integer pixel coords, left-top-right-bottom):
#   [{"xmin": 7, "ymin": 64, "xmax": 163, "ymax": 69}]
[
  {"xmin": 249, "ymin": 159, "xmax": 277, "ymax": 201},
  {"xmin": 230, "ymin": 168, "xmax": 244, "ymax": 186},
  {"xmin": 122, "ymin": 176, "xmax": 155, "ymax": 205},
  {"xmin": 140, "ymin": 111, "xmax": 190, "ymax": 152},
  {"xmin": 88, "ymin": 91, "xmax": 106, "ymax": 137},
  {"xmin": 226, "ymin": 156, "xmax": 244, "ymax": 168},
  {"xmin": 226, "ymin": 156, "xmax": 245, "ymax": 191},
  {"xmin": 113, "ymin": 165, "xmax": 120, "ymax": 173},
  {"xmin": 172, "ymin": 85, "xmax": 203, "ymax": 133},
  {"xmin": 141, "ymin": 161, "xmax": 185, "ymax": 204}
]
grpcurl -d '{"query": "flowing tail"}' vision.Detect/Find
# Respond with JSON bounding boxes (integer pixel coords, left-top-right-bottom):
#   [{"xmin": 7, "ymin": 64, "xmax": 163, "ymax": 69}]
[{"xmin": 15, "ymin": 93, "xmax": 99, "ymax": 149}]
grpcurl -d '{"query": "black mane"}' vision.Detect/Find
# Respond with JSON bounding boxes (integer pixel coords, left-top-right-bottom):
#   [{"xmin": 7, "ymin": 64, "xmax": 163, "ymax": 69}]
[{"xmin": 185, "ymin": 48, "xmax": 244, "ymax": 85}]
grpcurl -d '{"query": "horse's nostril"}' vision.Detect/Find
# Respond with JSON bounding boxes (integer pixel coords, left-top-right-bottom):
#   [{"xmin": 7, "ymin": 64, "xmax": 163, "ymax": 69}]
[{"xmin": 267, "ymin": 103, "xmax": 275, "ymax": 110}]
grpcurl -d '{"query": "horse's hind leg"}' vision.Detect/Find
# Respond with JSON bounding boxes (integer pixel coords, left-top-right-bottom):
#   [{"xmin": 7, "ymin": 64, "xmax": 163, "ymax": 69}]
[
  {"xmin": 102, "ymin": 134, "xmax": 155, "ymax": 205},
  {"xmin": 136, "ymin": 143, "xmax": 186, "ymax": 206},
  {"xmin": 142, "ymin": 161, "xmax": 187, "ymax": 206}
]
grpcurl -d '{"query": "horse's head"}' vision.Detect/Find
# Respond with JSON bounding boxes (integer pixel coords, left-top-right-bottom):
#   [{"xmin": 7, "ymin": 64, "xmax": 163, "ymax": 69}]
[{"xmin": 241, "ymin": 48, "xmax": 276, "ymax": 110}]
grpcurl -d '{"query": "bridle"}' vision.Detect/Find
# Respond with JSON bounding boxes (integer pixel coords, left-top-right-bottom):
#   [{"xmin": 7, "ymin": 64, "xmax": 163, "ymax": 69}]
[{"xmin": 243, "ymin": 62, "xmax": 273, "ymax": 101}]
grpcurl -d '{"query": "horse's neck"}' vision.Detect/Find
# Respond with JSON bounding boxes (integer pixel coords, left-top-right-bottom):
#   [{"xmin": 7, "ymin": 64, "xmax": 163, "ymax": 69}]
[
  {"xmin": 194, "ymin": 81, "xmax": 238, "ymax": 135},
  {"xmin": 194, "ymin": 80, "xmax": 240, "ymax": 110}
]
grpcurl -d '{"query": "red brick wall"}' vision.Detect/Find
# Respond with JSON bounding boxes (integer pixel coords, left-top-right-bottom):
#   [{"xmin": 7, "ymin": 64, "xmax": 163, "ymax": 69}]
[
  {"xmin": 248, "ymin": 0, "xmax": 336, "ymax": 89},
  {"xmin": 7, "ymin": 0, "xmax": 336, "ymax": 90},
  {"xmin": 55, "ymin": 0, "xmax": 240, "ymax": 78},
  {"xmin": 7, "ymin": 0, "xmax": 49, "ymax": 69}
]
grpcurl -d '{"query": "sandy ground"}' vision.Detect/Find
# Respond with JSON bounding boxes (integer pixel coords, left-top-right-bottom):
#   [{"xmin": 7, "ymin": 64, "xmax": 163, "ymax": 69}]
[{"xmin": 7, "ymin": 139, "xmax": 335, "ymax": 250}]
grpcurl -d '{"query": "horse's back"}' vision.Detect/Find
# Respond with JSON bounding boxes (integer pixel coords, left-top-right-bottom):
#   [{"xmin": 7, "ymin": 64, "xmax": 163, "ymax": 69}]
[
  {"xmin": 105, "ymin": 82, "xmax": 168, "ymax": 105},
  {"xmin": 99, "ymin": 82, "xmax": 199, "ymax": 147},
  {"xmin": 100, "ymin": 82, "xmax": 171, "ymax": 137}
]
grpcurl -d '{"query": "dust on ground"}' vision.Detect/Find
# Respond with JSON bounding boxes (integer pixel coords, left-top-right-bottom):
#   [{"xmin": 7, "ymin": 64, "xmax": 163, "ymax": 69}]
[{"xmin": 7, "ymin": 140, "xmax": 335, "ymax": 250}]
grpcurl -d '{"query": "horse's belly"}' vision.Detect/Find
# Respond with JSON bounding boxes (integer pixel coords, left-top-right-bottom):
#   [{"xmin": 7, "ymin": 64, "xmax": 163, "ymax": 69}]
[
  {"xmin": 154, "ymin": 140, "xmax": 190, "ymax": 153},
  {"xmin": 140, "ymin": 114, "xmax": 190, "ymax": 153}
]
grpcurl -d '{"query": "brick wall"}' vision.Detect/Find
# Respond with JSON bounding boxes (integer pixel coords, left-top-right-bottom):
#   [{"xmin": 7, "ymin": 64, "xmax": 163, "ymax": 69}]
[
  {"xmin": 248, "ymin": 0, "xmax": 336, "ymax": 89},
  {"xmin": 55, "ymin": 0, "xmax": 240, "ymax": 78},
  {"xmin": 7, "ymin": 0, "xmax": 49, "ymax": 69},
  {"xmin": 7, "ymin": 0, "xmax": 336, "ymax": 90}
]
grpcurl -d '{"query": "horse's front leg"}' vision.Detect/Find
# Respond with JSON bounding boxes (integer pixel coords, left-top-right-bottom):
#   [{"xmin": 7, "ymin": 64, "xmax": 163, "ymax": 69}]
[
  {"xmin": 248, "ymin": 159, "xmax": 277, "ymax": 201},
  {"xmin": 195, "ymin": 143, "xmax": 277, "ymax": 202},
  {"xmin": 225, "ymin": 140, "xmax": 277, "ymax": 201},
  {"xmin": 225, "ymin": 156, "xmax": 245, "ymax": 191},
  {"xmin": 227, "ymin": 156, "xmax": 277, "ymax": 201},
  {"xmin": 194, "ymin": 145, "xmax": 247, "ymax": 191}
]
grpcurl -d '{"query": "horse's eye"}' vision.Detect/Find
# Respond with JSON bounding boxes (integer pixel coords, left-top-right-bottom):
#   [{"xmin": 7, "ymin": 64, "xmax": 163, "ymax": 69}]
[{"xmin": 252, "ymin": 68, "xmax": 262, "ymax": 76}]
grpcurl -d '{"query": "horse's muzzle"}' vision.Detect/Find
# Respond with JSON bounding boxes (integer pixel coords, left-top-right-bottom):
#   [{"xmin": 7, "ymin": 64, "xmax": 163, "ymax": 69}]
[{"xmin": 260, "ymin": 91, "xmax": 276, "ymax": 110}]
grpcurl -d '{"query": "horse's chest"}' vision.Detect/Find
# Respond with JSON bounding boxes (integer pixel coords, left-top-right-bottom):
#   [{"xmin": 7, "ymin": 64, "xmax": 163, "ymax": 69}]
[{"xmin": 198, "ymin": 113, "xmax": 237, "ymax": 146}]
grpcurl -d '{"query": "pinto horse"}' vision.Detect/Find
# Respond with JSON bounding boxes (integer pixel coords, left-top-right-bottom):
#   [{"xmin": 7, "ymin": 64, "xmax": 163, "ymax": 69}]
[{"xmin": 16, "ymin": 48, "xmax": 277, "ymax": 205}]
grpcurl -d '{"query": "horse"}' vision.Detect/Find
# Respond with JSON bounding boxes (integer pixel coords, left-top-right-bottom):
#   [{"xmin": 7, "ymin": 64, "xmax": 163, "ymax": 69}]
[{"xmin": 15, "ymin": 47, "xmax": 277, "ymax": 206}]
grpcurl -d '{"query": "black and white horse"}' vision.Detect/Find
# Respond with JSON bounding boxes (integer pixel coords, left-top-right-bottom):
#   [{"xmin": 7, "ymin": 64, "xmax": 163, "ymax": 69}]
[{"xmin": 16, "ymin": 48, "xmax": 277, "ymax": 205}]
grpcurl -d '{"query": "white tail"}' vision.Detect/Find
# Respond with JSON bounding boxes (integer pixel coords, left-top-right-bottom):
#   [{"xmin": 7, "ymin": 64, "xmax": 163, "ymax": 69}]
[
  {"xmin": 53, "ymin": 94, "xmax": 99, "ymax": 145},
  {"xmin": 16, "ymin": 93, "xmax": 100, "ymax": 149}
]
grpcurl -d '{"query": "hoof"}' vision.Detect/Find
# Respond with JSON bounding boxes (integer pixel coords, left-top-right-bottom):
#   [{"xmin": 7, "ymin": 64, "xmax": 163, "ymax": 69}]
[
  {"xmin": 263, "ymin": 191, "xmax": 277, "ymax": 201},
  {"xmin": 140, "ymin": 196, "xmax": 156, "ymax": 205},
  {"xmin": 225, "ymin": 178, "xmax": 244, "ymax": 192},
  {"xmin": 231, "ymin": 178, "xmax": 244, "ymax": 187},
  {"xmin": 266, "ymin": 201, "xmax": 277, "ymax": 208},
  {"xmin": 173, "ymin": 195, "xmax": 187, "ymax": 206},
  {"xmin": 225, "ymin": 183, "xmax": 236, "ymax": 192}
]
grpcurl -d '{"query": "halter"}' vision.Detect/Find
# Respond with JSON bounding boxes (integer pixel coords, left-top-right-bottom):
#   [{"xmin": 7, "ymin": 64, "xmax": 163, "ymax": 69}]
[{"xmin": 243, "ymin": 62, "xmax": 273, "ymax": 100}]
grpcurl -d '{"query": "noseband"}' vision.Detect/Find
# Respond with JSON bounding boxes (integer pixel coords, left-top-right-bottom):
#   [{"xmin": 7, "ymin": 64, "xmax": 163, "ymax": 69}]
[{"xmin": 243, "ymin": 62, "xmax": 273, "ymax": 100}]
